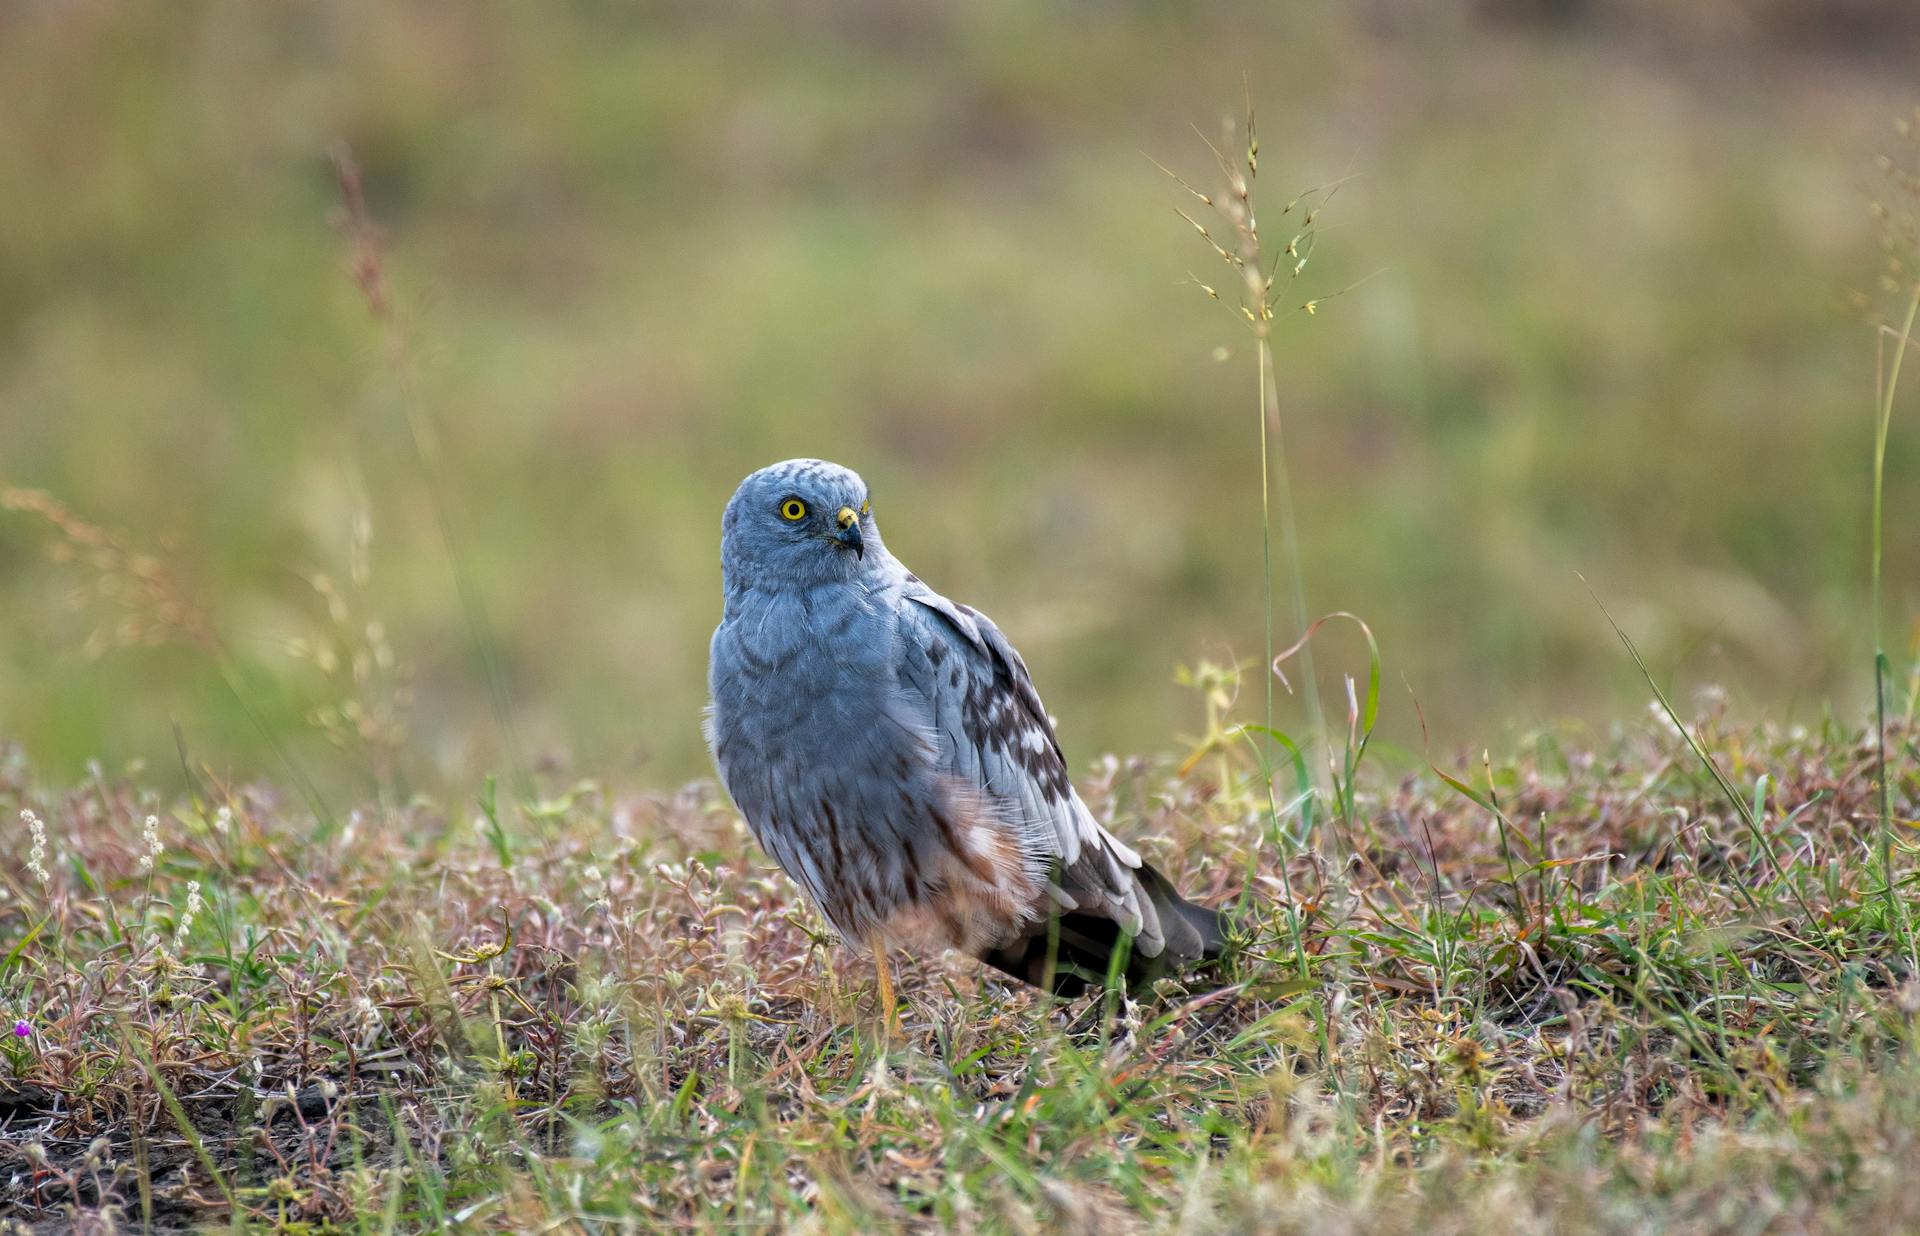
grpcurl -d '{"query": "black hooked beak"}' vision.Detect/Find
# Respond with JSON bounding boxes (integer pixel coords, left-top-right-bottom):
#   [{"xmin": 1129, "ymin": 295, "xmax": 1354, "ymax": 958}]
[{"xmin": 833, "ymin": 506, "xmax": 865, "ymax": 559}]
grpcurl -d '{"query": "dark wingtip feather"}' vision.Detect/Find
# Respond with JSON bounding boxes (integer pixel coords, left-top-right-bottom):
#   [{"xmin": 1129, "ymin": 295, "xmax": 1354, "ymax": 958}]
[
  {"xmin": 1137, "ymin": 860, "xmax": 1225, "ymax": 962},
  {"xmin": 978, "ymin": 861, "xmax": 1230, "ymax": 996}
]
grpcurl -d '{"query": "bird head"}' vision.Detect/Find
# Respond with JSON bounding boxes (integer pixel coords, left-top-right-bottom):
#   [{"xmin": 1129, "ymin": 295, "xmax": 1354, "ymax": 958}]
[{"xmin": 720, "ymin": 459, "xmax": 881, "ymax": 590}]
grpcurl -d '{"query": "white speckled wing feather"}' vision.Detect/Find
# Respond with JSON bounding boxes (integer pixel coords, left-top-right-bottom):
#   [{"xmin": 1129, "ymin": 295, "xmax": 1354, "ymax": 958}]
[{"xmin": 892, "ymin": 583, "xmax": 1164, "ymax": 955}]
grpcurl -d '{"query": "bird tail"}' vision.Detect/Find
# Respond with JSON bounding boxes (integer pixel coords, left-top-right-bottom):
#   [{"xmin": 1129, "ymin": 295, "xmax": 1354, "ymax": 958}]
[{"xmin": 978, "ymin": 861, "xmax": 1227, "ymax": 996}]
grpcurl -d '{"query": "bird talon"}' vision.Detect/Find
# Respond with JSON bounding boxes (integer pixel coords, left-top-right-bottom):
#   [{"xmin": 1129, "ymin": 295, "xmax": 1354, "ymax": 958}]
[{"xmin": 871, "ymin": 935, "xmax": 902, "ymax": 1041}]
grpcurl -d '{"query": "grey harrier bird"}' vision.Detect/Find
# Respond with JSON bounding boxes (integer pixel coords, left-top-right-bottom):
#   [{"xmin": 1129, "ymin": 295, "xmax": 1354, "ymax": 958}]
[{"xmin": 706, "ymin": 459, "xmax": 1225, "ymax": 1014}]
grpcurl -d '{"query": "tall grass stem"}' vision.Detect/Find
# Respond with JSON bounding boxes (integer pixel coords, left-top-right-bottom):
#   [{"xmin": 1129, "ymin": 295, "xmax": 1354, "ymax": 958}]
[
  {"xmin": 1871, "ymin": 282, "xmax": 1920, "ymax": 966},
  {"xmin": 1258, "ymin": 337, "xmax": 1328, "ymax": 817}
]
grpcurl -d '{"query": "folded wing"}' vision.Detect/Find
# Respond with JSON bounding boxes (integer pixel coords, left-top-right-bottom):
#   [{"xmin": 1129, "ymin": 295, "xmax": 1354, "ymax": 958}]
[{"xmin": 891, "ymin": 583, "xmax": 1168, "ymax": 958}]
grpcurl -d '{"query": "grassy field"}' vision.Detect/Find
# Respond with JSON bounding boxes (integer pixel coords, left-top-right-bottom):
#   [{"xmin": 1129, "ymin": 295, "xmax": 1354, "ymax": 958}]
[
  {"xmin": 1, "ymin": 701, "xmax": 1918, "ymax": 1232},
  {"xmin": 7, "ymin": 4, "xmax": 1920, "ymax": 1232}
]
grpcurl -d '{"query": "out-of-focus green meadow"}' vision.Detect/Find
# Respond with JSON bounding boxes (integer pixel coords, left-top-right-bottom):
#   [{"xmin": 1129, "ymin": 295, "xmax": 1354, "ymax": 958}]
[{"xmin": 2, "ymin": 2, "xmax": 1917, "ymax": 796}]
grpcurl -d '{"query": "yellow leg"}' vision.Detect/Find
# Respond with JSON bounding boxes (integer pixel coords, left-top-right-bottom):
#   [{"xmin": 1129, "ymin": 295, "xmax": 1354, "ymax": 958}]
[{"xmin": 870, "ymin": 934, "xmax": 900, "ymax": 1039}]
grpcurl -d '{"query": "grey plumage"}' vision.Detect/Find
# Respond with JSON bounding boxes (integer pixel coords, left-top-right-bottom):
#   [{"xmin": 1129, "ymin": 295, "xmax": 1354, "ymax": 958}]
[{"xmin": 706, "ymin": 458, "xmax": 1223, "ymax": 993}]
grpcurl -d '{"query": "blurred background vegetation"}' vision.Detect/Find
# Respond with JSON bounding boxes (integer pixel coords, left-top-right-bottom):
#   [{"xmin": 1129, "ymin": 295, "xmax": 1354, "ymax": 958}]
[{"xmin": 3, "ymin": 1, "xmax": 1919, "ymax": 800}]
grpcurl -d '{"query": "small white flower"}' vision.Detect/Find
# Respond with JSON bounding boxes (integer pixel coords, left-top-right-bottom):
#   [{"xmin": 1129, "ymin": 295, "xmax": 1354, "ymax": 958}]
[
  {"xmin": 138, "ymin": 814, "xmax": 163, "ymax": 873},
  {"xmin": 173, "ymin": 880, "xmax": 202, "ymax": 951},
  {"xmin": 21, "ymin": 810, "xmax": 49, "ymax": 888},
  {"xmin": 213, "ymin": 806, "xmax": 231, "ymax": 836}
]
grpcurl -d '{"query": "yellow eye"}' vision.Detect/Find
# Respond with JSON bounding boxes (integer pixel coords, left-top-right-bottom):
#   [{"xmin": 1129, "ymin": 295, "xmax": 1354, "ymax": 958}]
[
  {"xmin": 779, "ymin": 499, "xmax": 807, "ymax": 521},
  {"xmin": 860, "ymin": 499, "xmax": 870, "ymax": 516}
]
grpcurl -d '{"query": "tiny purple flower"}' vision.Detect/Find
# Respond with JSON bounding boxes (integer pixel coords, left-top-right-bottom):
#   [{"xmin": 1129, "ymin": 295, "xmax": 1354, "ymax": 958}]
[{"xmin": 12, "ymin": 1021, "xmax": 29, "ymax": 1038}]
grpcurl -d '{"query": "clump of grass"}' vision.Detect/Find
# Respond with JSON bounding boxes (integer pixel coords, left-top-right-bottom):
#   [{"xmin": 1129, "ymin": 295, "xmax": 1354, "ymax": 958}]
[
  {"xmin": 0, "ymin": 487, "xmax": 215, "ymax": 657},
  {"xmin": 0, "ymin": 488, "xmax": 339, "ymax": 829},
  {"xmin": 2, "ymin": 217, "xmax": 457, "ymax": 821},
  {"xmin": 284, "ymin": 508, "xmax": 414, "ymax": 799}
]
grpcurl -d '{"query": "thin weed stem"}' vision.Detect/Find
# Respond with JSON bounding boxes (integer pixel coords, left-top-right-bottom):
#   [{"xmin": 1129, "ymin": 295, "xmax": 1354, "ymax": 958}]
[
  {"xmin": 1871, "ymin": 282, "xmax": 1920, "ymax": 968},
  {"xmin": 1259, "ymin": 336, "xmax": 1328, "ymax": 824},
  {"xmin": 331, "ymin": 146, "xmax": 531, "ymax": 805}
]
